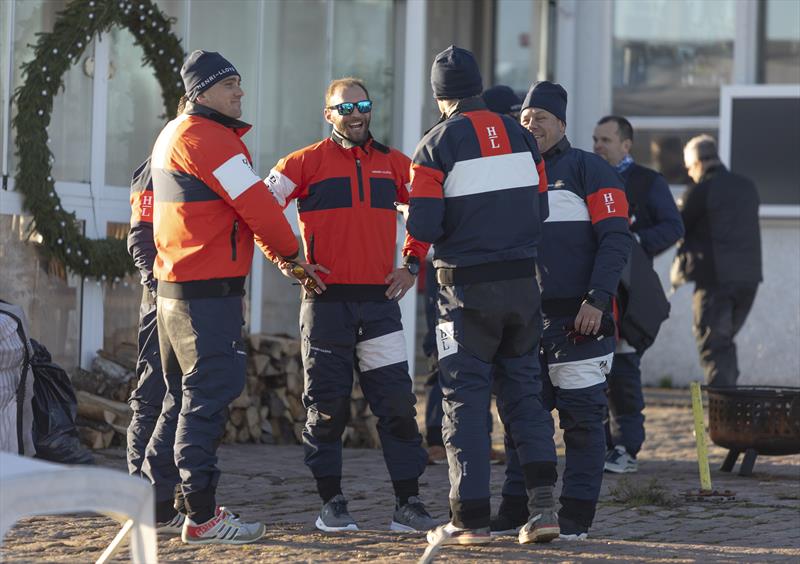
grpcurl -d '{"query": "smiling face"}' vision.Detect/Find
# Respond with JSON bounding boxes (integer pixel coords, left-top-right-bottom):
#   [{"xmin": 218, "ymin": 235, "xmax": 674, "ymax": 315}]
[
  {"xmin": 520, "ymin": 107, "xmax": 565, "ymax": 153},
  {"xmin": 195, "ymin": 75, "xmax": 243, "ymax": 119},
  {"xmin": 324, "ymin": 84, "xmax": 371, "ymax": 145}
]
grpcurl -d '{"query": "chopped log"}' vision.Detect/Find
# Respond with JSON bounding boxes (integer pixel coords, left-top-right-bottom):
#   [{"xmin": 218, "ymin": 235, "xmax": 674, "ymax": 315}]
[
  {"xmin": 76, "ymin": 417, "xmax": 114, "ymax": 450},
  {"xmin": 237, "ymin": 426, "xmax": 251, "ymax": 443},
  {"xmin": 229, "ymin": 387, "xmax": 251, "ymax": 409},
  {"xmin": 96, "ymin": 348, "xmax": 136, "ymax": 372},
  {"xmin": 223, "ymin": 420, "xmax": 237, "ymax": 444},
  {"xmin": 229, "ymin": 408, "xmax": 245, "ymax": 427},
  {"xmin": 251, "ymin": 354, "xmax": 270, "ymax": 378},
  {"xmin": 76, "ymin": 390, "xmax": 132, "ymax": 427},
  {"xmin": 91, "ymin": 355, "xmax": 134, "ymax": 383}
]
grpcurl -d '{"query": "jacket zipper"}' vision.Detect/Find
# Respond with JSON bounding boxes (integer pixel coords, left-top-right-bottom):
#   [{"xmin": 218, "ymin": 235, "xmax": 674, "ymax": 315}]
[
  {"xmin": 355, "ymin": 158, "xmax": 364, "ymax": 202},
  {"xmin": 230, "ymin": 220, "xmax": 239, "ymax": 261},
  {"xmin": 309, "ymin": 234, "xmax": 316, "ymax": 264}
]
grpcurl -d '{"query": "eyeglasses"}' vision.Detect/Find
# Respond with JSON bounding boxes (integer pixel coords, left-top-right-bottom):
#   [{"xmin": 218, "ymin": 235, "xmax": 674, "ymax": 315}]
[{"xmin": 327, "ymin": 100, "xmax": 372, "ymax": 116}]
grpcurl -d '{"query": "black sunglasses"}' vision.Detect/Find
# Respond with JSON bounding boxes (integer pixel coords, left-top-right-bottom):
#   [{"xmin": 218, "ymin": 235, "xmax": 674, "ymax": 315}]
[{"xmin": 327, "ymin": 100, "xmax": 372, "ymax": 116}]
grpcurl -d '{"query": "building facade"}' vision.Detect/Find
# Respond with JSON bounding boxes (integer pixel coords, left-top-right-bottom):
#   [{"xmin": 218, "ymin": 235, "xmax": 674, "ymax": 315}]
[{"xmin": 1, "ymin": 0, "xmax": 798, "ymax": 385}]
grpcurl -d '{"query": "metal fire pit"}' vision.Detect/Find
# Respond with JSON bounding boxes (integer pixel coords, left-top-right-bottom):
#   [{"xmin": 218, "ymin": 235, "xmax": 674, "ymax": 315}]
[{"xmin": 706, "ymin": 385, "xmax": 800, "ymax": 476}]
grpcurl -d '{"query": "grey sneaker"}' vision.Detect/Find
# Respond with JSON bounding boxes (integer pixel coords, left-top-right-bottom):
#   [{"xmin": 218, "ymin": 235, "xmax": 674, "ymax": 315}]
[
  {"xmin": 181, "ymin": 507, "xmax": 265, "ymax": 545},
  {"xmin": 389, "ymin": 496, "xmax": 438, "ymax": 532},
  {"xmin": 518, "ymin": 509, "xmax": 560, "ymax": 544},
  {"xmin": 156, "ymin": 511, "xmax": 185, "ymax": 535},
  {"xmin": 604, "ymin": 445, "xmax": 638, "ymax": 473},
  {"xmin": 315, "ymin": 494, "xmax": 359, "ymax": 532}
]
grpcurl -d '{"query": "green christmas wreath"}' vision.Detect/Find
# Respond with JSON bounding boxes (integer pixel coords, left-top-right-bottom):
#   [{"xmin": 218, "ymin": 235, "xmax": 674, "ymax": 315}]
[{"xmin": 12, "ymin": 0, "xmax": 185, "ymax": 281}]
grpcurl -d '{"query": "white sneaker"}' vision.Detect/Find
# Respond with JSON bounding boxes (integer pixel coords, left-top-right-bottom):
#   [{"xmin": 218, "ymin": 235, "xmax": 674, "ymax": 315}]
[
  {"xmin": 604, "ymin": 445, "xmax": 638, "ymax": 473},
  {"xmin": 156, "ymin": 512, "xmax": 185, "ymax": 535},
  {"xmin": 181, "ymin": 507, "xmax": 265, "ymax": 545}
]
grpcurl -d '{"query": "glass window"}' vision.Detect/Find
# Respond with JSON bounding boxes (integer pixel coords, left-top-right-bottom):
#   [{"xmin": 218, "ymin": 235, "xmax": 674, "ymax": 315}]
[
  {"xmin": 1, "ymin": 2, "xmax": 9, "ymax": 176},
  {"xmin": 629, "ymin": 128, "xmax": 718, "ymax": 185},
  {"xmin": 9, "ymin": 0, "xmax": 93, "ymax": 183},
  {"xmin": 104, "ymin": 1, "xmax": 187, "ymax": 187},
  {"xmin": 102, "ymin": 222, "xmax": 140, "ymax": 357},
  {"xmin": 258, "ymin": 0, "xmax": 328, "ymax": 172},
  {"xmin": 0, "ymin": 215, "xmax": 82, "ymax": 369},
  {"xmin": 612, "ymin": 0, "xmax": 735, "ymax": 116},
  {"xmin": 760, "ymin": 0, "xmax": 800, "ymax": 84},
  {"xmin": 494, "ymin": 0, "xmax": 537, "ymax": 94},
  {"xmin": 332, "ymin": 0, "xmax": 396, "ymax": 144}
]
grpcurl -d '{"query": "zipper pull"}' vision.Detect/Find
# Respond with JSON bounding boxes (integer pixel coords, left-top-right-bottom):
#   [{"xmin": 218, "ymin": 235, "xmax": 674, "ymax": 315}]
[{"xmin": 358, "ymin": 326, "xmax": 364, "ymax": 336}]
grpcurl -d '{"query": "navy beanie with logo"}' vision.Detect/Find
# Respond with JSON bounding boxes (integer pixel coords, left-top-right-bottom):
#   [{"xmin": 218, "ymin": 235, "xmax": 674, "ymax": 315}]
[
  {"xmin": 181, "ymin": 50, "xmax": 240, "ymax": 101},
  {"xmin": 521, "ymin": 81, "xmax": 568, "ymax": 123},
  {"xmin": 483, "ymin": 85, "xmax": 522, "ymax": 115},
  {"xmin": 430, "ymin": 45, "xmax": 483, "ymax": 100}
]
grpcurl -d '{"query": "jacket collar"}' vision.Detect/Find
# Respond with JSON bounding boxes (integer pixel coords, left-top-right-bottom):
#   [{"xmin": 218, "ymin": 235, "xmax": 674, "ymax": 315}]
[
  {"xmin": 444, "ymin": 96, "xmax": 486, "ymax": 119},
  {"xmin": 330, "ymin": 129, "xmax": 390, "ymax": 155},
  {"xmin": 542, "ymin": 136, "xmax": 571, "ymax": 160},
  {"xmin": 699, "ymin": 162, "xmax": 726, "ymax": 184},
  {"xmin": 185, "ymin": 102, "xmax": 251, "ymax": 137}
]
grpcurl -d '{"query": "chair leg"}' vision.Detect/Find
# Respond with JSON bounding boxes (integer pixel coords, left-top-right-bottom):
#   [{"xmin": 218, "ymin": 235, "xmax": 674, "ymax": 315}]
[
  {"xmin": 129, "ymin": 519, "xmax": 159, "ymax": 564},
  {"xmin": 95, "ymin": 519, "xmax": 134, "ymax": 564},
  {"xmin": 738, "ymin": 448, "xmax": 758, "ymax": 477},
  {"xmin": 720, "ymin": 449, "xmax": 739, "ymax": 472}
]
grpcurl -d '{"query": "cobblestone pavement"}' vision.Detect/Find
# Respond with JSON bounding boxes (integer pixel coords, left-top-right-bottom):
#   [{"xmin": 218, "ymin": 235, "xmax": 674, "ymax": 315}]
[{"xmin": 2, "ymin": 390, "xmax": 799, "ymax": 563}]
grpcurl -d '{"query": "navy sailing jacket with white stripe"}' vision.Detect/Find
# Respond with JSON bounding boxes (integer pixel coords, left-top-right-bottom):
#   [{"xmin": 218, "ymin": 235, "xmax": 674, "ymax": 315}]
[
  {"xmin": 407, "ymin": 97, "xmax": 548, "ymax": 276},
  {"xmin": 538, "ymin": 137, "xmax": 632, "ymax": 305}
]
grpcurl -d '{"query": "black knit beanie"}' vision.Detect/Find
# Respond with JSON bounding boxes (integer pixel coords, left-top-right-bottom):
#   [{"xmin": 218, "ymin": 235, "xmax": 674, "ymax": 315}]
[
  {"xmin": 181, "ymin": 50, "xmax": 240, "ymax": 101},
  {"xmin": 430, "ymin": 45, "xmax": 483, "ymax": 100},
  {"xmin": 521, "ymin": 81, "xmax": 568, "ymax": 123}
]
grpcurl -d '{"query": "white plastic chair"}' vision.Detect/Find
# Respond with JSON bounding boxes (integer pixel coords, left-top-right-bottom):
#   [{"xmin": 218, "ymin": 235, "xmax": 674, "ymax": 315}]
[{"xmin": 0, "ymin": 452, "xmax": 158, "ymax": 563}]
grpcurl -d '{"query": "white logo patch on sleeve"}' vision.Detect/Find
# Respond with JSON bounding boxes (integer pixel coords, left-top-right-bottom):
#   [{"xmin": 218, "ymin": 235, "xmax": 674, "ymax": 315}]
[
  {"xmin": 436, "ymin": 321, "xmax": 457, "ymax": 359},
  {"xmin": 212, "ymin": 153, "xmax": 260, "ymax": 200}
]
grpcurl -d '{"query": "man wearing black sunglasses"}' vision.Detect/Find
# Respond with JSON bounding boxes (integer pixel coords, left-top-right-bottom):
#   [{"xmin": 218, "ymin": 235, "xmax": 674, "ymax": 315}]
[{"xmin": 265, "ymin": 77, "xmax": 435, "ymax": 534}]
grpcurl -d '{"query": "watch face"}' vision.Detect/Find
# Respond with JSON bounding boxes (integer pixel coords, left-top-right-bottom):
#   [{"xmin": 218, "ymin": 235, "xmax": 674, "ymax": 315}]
[{"xmin": 406, "ymin": 262, "xmax": 420, "ymax": 275}]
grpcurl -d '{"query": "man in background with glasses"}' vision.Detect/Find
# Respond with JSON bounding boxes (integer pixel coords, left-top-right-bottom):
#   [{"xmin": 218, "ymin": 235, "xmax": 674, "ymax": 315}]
[{"xmin": 264, "ymin": 77, "xmax": 436, "ymax": 533}]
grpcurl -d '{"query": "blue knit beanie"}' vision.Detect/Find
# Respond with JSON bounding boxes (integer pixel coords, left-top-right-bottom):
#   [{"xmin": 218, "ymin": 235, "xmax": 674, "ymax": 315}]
[
  {"xmin": 181, "ymin": 50, "xmax": 240, "ymax": 101},
  {"xmin": 430, "ymin": 45, "xmax": 483, "ymax": 100},
  {"xmin": 482, "ymin": 85, "xmax": 521, "ymax": 115},
  {"xmin": 521, "ymin": 81, "xmax": 568, "ymax": 123}
]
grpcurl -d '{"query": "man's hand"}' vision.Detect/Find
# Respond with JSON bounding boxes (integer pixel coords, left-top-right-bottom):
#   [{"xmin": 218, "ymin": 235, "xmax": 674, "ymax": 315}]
[
  {"xmin": 574, "ymin": 302, "xmax": 603, "ymax": 335},
  {"xmin": 385, "ymin": 267, "xmax": 416, "ymax": 301},
  {"xmin": 395, "ymin": 202, "xmax": 410, "ymax": 222},
  {"xmin": 279, "ymin": 259, "xmax": 329, "ymax": 294}
]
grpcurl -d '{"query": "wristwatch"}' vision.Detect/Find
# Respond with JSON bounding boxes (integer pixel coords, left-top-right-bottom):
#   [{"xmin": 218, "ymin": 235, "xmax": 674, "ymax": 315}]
[
  {"xmin": 403, "ymin": 256, "xmax": 420, "ymax": 276},
  {"xmin": 581, "ymin": 289, "xmax": 610, "ymax": 312}
]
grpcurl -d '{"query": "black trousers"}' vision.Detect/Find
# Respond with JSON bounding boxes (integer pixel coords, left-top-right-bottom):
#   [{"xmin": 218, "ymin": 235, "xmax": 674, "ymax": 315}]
[{"xmin": 692, "ymin": 284, "xmax": 758, "ymax": 387}]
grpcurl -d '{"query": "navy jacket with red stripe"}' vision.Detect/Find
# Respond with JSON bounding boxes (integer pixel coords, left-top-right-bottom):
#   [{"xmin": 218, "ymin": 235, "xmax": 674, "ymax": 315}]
[
  {"xmin": 538, "ymin": 137, "xmax": 632, "ymax": 304},
  {"xmin": 407, "ymin": 97, "xmax": 548, "ymax": 271}
]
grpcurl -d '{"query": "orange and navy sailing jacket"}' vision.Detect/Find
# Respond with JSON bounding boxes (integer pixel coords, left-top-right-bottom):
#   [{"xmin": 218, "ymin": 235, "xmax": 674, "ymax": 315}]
[
  {"xmin": 128, "ymin": 158, "xmax": 157, "ymax": 294},
  {"xmin": 266, "ymin": 131, "xmax": 428, "ymax": 300},
  {"xmin": 149, "ymin": 103, "xmax": 298, "ymax": 295}
]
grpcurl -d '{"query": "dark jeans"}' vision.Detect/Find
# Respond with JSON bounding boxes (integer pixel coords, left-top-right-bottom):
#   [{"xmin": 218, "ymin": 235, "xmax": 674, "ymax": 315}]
[
  {"xmin": 127, "ymin": 288, "xmax": 165, "ymax": 476},
  {"xmin": 693, "ymin": 284, "xmax": 757, "ymax": 387}
]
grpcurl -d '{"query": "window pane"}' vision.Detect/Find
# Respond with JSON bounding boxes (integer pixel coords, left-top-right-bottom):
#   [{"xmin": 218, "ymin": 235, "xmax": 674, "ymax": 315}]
[
  {"xmin": 258, "ymin": 0, "xmax": 328, "ymax": 172},
  {"xmin": 612, "ymin": 0, "xmax": 735, "ymax": 116},
  {"xmin": 187, "ymin": 0, "xmax": 260, "ymax": 139},
  {"xmin": 629, "ymin": 128, "xmax": 718, "ymax": 185},
  {"xmin": 102, "ymin": 222, "xmax": 140, "ymax": 359},
  {"xmin": 10, "ymin": 0, "xmax": 93, "ymax": 183},
  {"xmin": 0, "ymin": 215, "xmax": 82, "ymax": 369},
  {"xmin": 494, "ymin": 0, "xmax": 537, "ymax": 93},
  {"xmin": 105, "ymin": 1, "xmax": 187, "ymax": 187},
  {"xmin": 761, "ymin": 0, "xmax": 800, "ymax": 84},
  {"xmin": 0, "ymin": 2, "xmax": 9, "ymax": 173},
  {"xmin": 332, "ymin": 0, "xmax": 395, "ymax": 144}
]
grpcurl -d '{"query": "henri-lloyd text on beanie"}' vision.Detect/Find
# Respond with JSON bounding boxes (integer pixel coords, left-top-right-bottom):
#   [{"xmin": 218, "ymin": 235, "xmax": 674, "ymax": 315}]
[
  {"xmin": 430, "ymin": 45, "xmax": 483, "ymax": 100},
  {"xmin": 522, "ymin": 81, "xmax": 568, "ymax": 124},
  {"xmin": 181, "ymin": 50, "xmax": 240, "ymax": 101}
]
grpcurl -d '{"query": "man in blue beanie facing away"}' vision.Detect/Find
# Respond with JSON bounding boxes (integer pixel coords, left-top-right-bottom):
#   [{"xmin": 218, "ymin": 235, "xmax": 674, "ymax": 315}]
[
  {"xmin": 401, "ymin": 45, "xmax": 559, "ymax": 550},
  {"xmin": 493, "ymin": 81, "xmax": 632, "ymax": 540}
]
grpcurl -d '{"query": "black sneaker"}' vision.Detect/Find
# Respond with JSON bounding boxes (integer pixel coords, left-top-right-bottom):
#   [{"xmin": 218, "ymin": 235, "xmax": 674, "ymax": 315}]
[
  {"xmin": 390, "ymin": 496, "xmax": 438, "ymax": 532},
  {"xmin": 315, "ymin": 494, "xmax": 359, "ymax": 532},
  {"xmin": 558, "ymin": 515, "xmax": 589, "ymax": 541},
  {"xmin": 490, "ymin": 511, "xmax": 527, "ymax": 536}
]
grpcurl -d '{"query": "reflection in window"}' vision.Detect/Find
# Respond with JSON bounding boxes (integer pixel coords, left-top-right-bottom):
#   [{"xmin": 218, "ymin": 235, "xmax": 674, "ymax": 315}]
[
  {"xmin": 102, "ymin": 222, "xmax": 140, "ymax": 360},
  {"xmin": 612, "ymin": 0, "xmax": 735, "ymax": 116},
  {"xmin": 333, "ymin": 0, "xmax": 396, "ymax": 144},
  {"xmin": 760, "ymin": 0, "xmax": 800, "ymax": 84},
  {"xmin": 9, "ymin": 0, "xmax": 93, "ymax": 183},
  {"xmin": 0, "ymin": 215, "xmax": 82, "ymax": 369},
  {"xmin": 494, "ymin": 0, "xmax": 538, "ymax": 94},
  {"xmin": 629, "ymin": 128, "xmax": 718, "ymax": 185},
  {"xmin": 105, "ymin": 6, "xmax": 185, "ymax": 188}
]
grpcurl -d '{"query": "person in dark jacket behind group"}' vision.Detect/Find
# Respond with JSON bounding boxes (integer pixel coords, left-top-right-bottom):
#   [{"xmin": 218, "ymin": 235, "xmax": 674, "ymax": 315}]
[
  {"xmin": 494, "ymin": 81, "xmax": 632, "ymax": 541},
  {"xmin": 592, "ymin": 115, "xmax": 684, "ymax": 474},
  {"xmin": 678, "ymin": 134, "xmax": 762, "ymax": 387},
  {"xmin": 264, "ymin": 77, "xmax": 436, "ymax": 534},
  {"xmin": 403, "ymin": 45, "xmax": 559, "ymax": 550},
  {"xmin": 142, "ymin": 49, "xmax": 313, "ymax": 546}
]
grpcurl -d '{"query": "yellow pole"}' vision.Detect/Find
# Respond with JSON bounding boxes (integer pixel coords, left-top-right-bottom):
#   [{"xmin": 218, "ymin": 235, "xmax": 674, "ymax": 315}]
[{"xmin": 691, "ymin": 382, "xmax": 712, "ymax": 492}]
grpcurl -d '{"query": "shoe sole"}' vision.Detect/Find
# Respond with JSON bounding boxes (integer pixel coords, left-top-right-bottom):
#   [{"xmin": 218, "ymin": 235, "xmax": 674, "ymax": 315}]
[
  {"xmin": 315, "ymin": 516, "xmax": 359, "ymax": 532},
  {"xmin": 389, "ymin": 521, "xmax": 426, "ymax": 533},
  {"xmin": 519, "ymin": 525, "xmax": 560, "ymax": 544},
  {"xmin": 157, "ymin": 527, "xmax": 183, "ymax": 536},
  {"xmin": 490, "ymin": 527, "xmax": 521, "ymax": 537},
  {"xmin": 182, "ymin": 526, "xmax": 266, "ymax": 545},
  {"xmin": 559, "ymin": 533, "xmax": 588, "ymax": 541},
  {"xmin": 604, "ymin": 464, "xmax": 638, "ymax": 474},
  {"xmin": 446, "ymin": 536, "xmax": 491, "ymax": 546}
]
